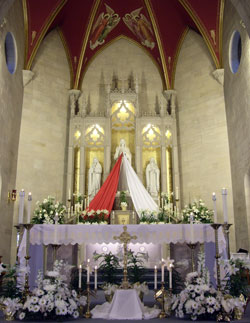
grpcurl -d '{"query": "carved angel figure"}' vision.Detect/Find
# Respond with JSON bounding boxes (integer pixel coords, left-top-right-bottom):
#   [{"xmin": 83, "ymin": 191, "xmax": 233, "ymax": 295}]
[
  {"xmin": 90, "ymin": 4, "xmax": 120, "ymax": 50},
  {"xmin": 123, "ymin": 8, "xmax": 155, "ymax": 49}
]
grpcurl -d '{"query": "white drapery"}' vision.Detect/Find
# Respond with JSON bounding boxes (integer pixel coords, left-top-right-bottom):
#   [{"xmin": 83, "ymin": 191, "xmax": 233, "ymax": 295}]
[{"xmin": 122, "ymin": 156, "xmax": 158, "ymax": 214}]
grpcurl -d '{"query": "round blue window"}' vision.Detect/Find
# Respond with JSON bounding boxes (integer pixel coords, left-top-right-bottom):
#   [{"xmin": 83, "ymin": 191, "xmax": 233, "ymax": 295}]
[
  {"xmin": 5, "ymin": 32, "xmax": 17, "ymax": 74},
  {"xmin": 229, "ymin": 30, "xmax": 242, "ymax": 74}
]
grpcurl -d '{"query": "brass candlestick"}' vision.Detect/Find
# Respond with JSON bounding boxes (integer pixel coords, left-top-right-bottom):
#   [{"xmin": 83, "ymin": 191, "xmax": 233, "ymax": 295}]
[
  {"xmin": 113, "ymin": 226, "xmax": 137, "ymax": 289},
  {"xmin": 83, "ymin": 282, "xmax": 96, "ymax": 318},
  {"xmin": 222, "ymin": 223, "xmax": 232, "ymax": 259},
  {"xmin": 211, "ymin": 224, "xmax": 222, "ymax": 290},
  {"xmin": 14, "ymin": 224, "xmax": 24, "ymax": 262},
  {"xmin": 155, "ymin": 282, "xmax": 167, "ymax": 319},
  {"xmin": 187, "ymin": 243, "xmax": 198, "ymax": 272},
  {"xmin": 22, "ymin": 223, "xmax": 34, "ymax": 299}
]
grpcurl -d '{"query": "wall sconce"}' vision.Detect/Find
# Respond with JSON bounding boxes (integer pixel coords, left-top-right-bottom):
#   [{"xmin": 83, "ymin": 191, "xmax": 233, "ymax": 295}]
[{"xmin": 8, "ymin": 189, "xmax": 17, "ymax": 203}]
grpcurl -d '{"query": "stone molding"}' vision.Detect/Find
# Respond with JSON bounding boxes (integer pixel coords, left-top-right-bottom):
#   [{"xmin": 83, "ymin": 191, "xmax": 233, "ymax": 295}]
[
  {"xmin": 22, "ymin": 70, "xmax": 35, "ymax": 87},
  {"xmin": 212, "ymin": 68, "xmax": 224, "ymax": 86}
]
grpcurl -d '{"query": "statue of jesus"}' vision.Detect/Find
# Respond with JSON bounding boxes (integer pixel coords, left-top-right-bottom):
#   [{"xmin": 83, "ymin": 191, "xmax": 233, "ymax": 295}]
[{"xmin": 114, "ymin": 138, "xmax": 132, "ymax": 164}]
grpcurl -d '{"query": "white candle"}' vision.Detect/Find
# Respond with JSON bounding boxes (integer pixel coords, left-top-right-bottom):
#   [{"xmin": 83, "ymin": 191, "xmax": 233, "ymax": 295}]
[
  {"xmin": 87, "ymin": 259, "xmax": 90, "ymax": 283},
  {"xmin": 84, "ymin": 198, "xmax": 87, "ymax": 209},
  {"xmin": 87, "ymin": 197, "xmax": 90, "ymax": 207},
  {"xmin": 18, "ymin": 189, "xmax": 25, "ymax": 224},
  {"xmin": 94, "ymin": 265, "xmax": 97, "ymax": 290},
  {"xmin": 27, "ymin": 192, "xmax": 32, "ymax": 223},
  {"xmin": 161, "ymin": 258, "xmax": 165, "ymax": 282},
  {"xmin": 175, "ymin": 187, "xmax": 179, "ymax": 200},
  {"xmin": 169, "ymin": 264, "xmax": 173, "ymax": 289},
  {"xmin": 222, "ymin": 188, "xmax": 228, "ymax": 223},
  {"xmin": 190, "ymin": 213, "xmax": 194, "ymax": 243},
  {"xmin": 154, "ymin": 265, "xmax": 157, "ymax": 290},
  {"xmin": 68, "ymin": 188, "xmax": 71, "ymax": 200},
  {"xmin": 212, "ymin": 192, "xmax": 217, "ymax": 223},
  {"xmin": 78, "ymin": 265, "xmax": 82, "ymax": 289}
]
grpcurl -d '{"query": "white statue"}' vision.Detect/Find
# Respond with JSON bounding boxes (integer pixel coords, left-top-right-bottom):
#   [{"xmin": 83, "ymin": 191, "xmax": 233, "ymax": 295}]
[
  {"xmin": 114, "ymin": 138, "xmax": 132, "ymax": 164},
  {"xmin": 146, "ymin": 157, "xmax": 160, "ymax": 197},
  {"xmin": 88, "ymin": 158, "xmax": 102, "ymax": 200}
]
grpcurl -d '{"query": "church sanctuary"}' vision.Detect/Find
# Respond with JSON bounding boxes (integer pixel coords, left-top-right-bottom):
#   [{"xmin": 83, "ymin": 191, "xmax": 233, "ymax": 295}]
[{"xmin": 1, "ymin": 0, "xmax": 250, "ymax": 321}]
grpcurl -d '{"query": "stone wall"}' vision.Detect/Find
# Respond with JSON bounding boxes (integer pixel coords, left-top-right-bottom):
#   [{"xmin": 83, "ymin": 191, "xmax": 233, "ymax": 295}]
[
  {"xmin": 0, "ymin": 0, "xmax": 24, "ymax": 262},
  {"xmin": 11, "ymin": 29, "xmax": 70, "ymax": 261},
  {"xmin": 223, "ymin": 1, "xmax": 250, "ymax": 251},
  {"xmin": 175, "ymin": 30, "xmax": 236, "ymax": 250}
]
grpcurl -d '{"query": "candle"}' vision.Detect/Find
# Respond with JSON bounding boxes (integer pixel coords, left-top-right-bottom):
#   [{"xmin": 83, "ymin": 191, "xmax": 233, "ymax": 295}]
[
  {"xmin": 222, "ymin": 188, "xmax": 228, "ymax": 223},
  {"xmin": 212, "ymin": 192, "xmax": 217, "ymax": 223},
  {"xmin": 190, "ymin": 213, "xmax": 194, "ymax": 243},
  {"xmin": 78, "ymin": 265, "xmax": 82, "ymax": 289},
  {"xmin": 161, "ymin": 258, "xmax": 165, "ymax": 282},
  {"xmin": 175, "ymin": 187, "xmax": 179, "ymax": 200},
  {"xmin": 87, "ymin": 259, "xmax": 90, "ymax": 283},
  {"xmin": 68, "ymin": 188, "xmax": 71, "ymax": 200},
  {"xmin": 18, "ymin": 189, "xmax": 25, "ymax": 224},
  {"xmin": 84, "ymin": 198, "xmax": 87, "ymax": 209},
  {"xmin": 94, "ymin": 265, "xmax": 97, "ymax": 290},
  {"xmin": 27, "ymin": 192, "xmax": 32, "ymax": 223},
  {"xmin": 154, "ymin": 265, "xmax": 157, "ymax": 290},
  {"xmin": 87, "ymin": 197, "xmax": 90, "ymax": 207},
  {"xmin": 169, "ymin": 264, "xmax": 173, "ymax": 289}
]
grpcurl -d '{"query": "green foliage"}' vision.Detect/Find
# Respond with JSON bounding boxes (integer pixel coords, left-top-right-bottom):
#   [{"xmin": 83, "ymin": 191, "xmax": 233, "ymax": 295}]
[
  {"xmin": 93, "ymin": 252, "xmax": 120, "ymax": 284},
  {"xmin": 127, "ymin": 250, "xmax": 146, "ymax": 284},
  {"xmin": 119, "ymin": 191, "xmax": 127, "ymax": 204},
  {"xmin": 0, "ymin": 265, "xmax": 22, "ymax": 299},
  {"xmin": 224, "ymin": 259, "xmax": 249, "ymax": 298}
]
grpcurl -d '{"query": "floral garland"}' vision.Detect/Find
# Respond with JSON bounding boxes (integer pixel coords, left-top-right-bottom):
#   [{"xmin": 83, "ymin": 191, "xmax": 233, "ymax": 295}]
[
  {"xmin": 31, "ymin": 196, "xmax": 66, "ymax": 224},
  {"xmin": 172, "ymin": 253, "xmax": 246, "ymax": 321},
  {"xmin": 181, "ymin": 199, "xmax": 214, "ymax": 224},
  {"xmin": 80, "ymin": 209, "xmax": 109, "ymax": 224},
  {"xmin": 0, "ymin": 261, "xmax": 86, "ymax": 320}
]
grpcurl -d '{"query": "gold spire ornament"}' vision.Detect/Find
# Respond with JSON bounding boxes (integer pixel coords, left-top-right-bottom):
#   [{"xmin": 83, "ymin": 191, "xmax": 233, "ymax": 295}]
[{"xmin": 113, "ymin": 226, "xmax": 137, "ymax": 289}]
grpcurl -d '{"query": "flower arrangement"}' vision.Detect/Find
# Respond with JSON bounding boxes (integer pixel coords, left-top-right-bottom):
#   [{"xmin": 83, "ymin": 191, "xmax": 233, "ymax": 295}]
[
  {"xmin": 120, "ymin": 201, "xmax": 128, "ymax": 208},
  {"xmin": 31, "ymin": 196, "xmax": 66, "ymax": 224},
  {"xmin": 19, "ymin": 261, "xmax": 86, "ymax": 320},
  {"xmin": 138, "ymin": 209, "xmax": 158, "ymax": 224},
  {"xmin": 133, "ymin": 281, "xmax": 149, "ymax": 298},
  {"xmin": 127, "ymin": 250, "xmax": 147, "ymax": 283},
  {"xmin": 93, "ymin": 251, "xmax": 120, "ymax": 284},
  {"xmin": 79, "ymin": 209, "xmax": 109, "ymax": 224},
  {"xmin": 172, "ymin": 252, "xmax": 246, "ymax": 321},
  {"xmin": 181, "ymin": 199, "xmax": 213, "ymax": 224}
]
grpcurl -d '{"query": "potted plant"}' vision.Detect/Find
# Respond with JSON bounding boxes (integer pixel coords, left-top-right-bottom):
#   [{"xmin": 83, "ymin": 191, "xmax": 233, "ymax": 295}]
[{"xmin": 120, "ymin": 191, "xmax": 128, "ymax": 211}]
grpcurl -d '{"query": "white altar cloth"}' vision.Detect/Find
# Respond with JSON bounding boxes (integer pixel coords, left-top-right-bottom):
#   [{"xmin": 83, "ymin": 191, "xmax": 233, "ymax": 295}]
[
  {"xmin": 91, "ymin": 289, "xmax": 160, "ymax": 320},
  {"xmin": 19, "ymin": 223, "xmax": 226, "ymax": 250}
]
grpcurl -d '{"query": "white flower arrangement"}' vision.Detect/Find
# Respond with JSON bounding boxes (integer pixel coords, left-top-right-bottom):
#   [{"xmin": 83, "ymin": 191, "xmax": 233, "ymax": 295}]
[
  {"xmin": 181, "ymin": 199, "xmax": 214, "ymax": 224},
  {"xmin": 133, "ymin": 281, "xmax": 149, "ymax": 296},
  {"xmin": 80, "ymin": 209, "xmax": 109, "ymax": 224},
  {"xmin": 120, "ymin": 201, "xmax": 128, "ymax": 208},
  {"xmin": 32, "ymin": 196, "xmax": 66, "ymax": 224},
  {"xmin": 172, "ymin": 252, "xmax": 246, "ymax": 321},
  {"xmin": 1, "ymin": 260, "xmax": 87, "ymax": 320},
  {"xmin": 101, "ymin": 283, "xmax": 119, "ymax": 296}
]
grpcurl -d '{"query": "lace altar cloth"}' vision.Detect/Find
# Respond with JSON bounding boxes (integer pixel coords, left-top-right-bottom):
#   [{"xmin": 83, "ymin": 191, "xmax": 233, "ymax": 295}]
[
  {"xmin": 91, "ymin": 289, "xmax": 160, "ymax": 320},
  {"xmin": 19, "ymin": 224, "xmax": 226, "ymax": 258}
]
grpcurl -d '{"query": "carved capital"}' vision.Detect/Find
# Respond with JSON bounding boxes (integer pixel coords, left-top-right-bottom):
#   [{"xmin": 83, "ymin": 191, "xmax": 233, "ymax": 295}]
[
  {"xmin": 212, "ymin": 68, "xmax": 224, "ymax": 86},
  {"xmin": 22, "ymin": 70, "xmax": 35, "ymax": 87}
]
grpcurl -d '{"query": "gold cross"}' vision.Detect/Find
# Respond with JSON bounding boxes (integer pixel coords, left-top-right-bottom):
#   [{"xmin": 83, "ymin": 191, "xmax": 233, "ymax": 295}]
[{"xmin": 113, "ymin": 226, "xmax": 137, "ymax": 289}]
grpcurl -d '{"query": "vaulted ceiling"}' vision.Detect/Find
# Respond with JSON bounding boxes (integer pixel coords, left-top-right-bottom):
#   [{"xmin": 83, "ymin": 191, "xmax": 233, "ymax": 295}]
[{"xmin": 23, "ymin": 0, "xmax": 224, "ymax": 89}]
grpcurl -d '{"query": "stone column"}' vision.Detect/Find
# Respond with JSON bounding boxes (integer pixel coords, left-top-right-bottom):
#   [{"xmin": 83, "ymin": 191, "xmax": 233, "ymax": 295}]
[
  {"xmin": 66, "ymin": 145, "xmax": 74, "ymax": 199},
  {"xmin": 79, "ymin": 146, "xmax": 85, "ymax": 195},
  {"xmin": 135, "ymin": 119, "xmax": 143, "ymax": 180},
  {"xmin": 104, "ymin": 118, "xmax": 111, "ymax": 180},
  {"xmin": 68, "ymin": 89, "xmax": 81, "ymax": 117},
  {"xmin": 161, "ymin": 145, "xmax": 167, "ymax": 193}
]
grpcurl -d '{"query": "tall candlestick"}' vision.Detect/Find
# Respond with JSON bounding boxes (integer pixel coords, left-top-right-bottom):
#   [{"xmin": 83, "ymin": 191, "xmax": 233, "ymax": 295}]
[
  {"xmin": 154, "ymin": 265, "xmax": 157, "ymax": 290},
  {"xmin": 190, "ymin": 213, "xmax": 194, "ymax": 243},
  {"xmin": 212, "ymin": 192, "xmax": 217, "ymax": 223},
  {"xmin": 18, "ymin": 189, "xmax": 25, "ymax": 224},
  {"xmin": 87, "ymin": 259, "xmax": 90, "ymax": 283},
  {"xmin": 78, "ymin": 265, "xmax": 82, "ymax": 289},
  {"xmin": 27, "ymin": 192, "xmax": 32, "ymax": 223},
  {"xmin": 94, "ymin": 265, "xmax": 97, "ymax": 290},
  {"xmin": 175, "ymin": 187, "xmax": 179, "ymax": 200},
  {"xmin": 161, "ymin": 258, "xmax": 165, "ymax": 282},
  {"xmin": 169, "ymin": 264, "xmax": 173, "ymax": 289},
  {"xmin": 222, "ymin": 188, "xmax": 228, "ymax": 223}
]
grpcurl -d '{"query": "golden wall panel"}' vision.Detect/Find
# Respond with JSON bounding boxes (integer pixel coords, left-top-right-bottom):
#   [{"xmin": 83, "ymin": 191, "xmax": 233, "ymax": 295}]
[{"xmin": 111, "ymin": 130, "xmax": 135, "ymax": 169}]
